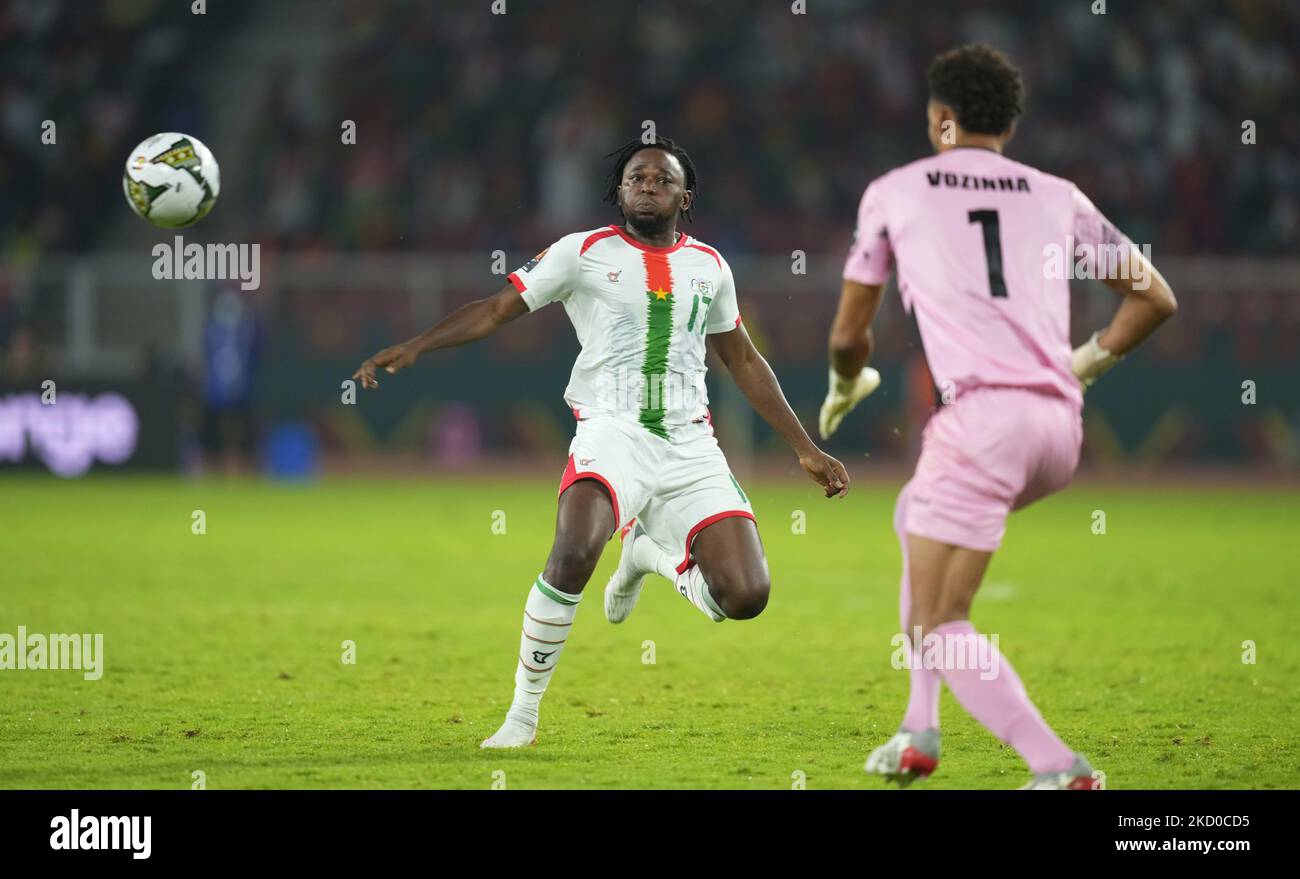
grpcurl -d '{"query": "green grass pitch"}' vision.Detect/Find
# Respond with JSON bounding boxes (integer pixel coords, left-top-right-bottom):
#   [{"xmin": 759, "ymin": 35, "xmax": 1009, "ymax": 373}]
[{"xmin": 2, "ymin": 473, "xmax": 1297, "ymax": 789}]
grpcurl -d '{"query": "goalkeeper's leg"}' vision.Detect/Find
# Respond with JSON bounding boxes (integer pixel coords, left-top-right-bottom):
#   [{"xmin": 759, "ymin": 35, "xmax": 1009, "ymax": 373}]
[{"xmin": 893, "ymin": 388, "xmax": 1088, "ymax": 785}]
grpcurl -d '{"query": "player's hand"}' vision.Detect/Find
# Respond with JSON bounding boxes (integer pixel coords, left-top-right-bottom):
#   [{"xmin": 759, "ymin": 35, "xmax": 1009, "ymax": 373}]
[
  {"xmin": 352, "ymin": 344, "xmax": 417, "ymax": 390},
  {"xmin": 818, "ymin": 366, "xmax": 881, "ymax": 439},
  {"xmin": 799, "ymin": 448, "xmax": 850, "ymax": 498}
]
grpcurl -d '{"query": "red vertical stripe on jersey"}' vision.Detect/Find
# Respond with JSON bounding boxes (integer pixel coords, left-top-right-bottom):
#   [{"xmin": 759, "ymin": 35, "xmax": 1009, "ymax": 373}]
[{"xmin": 641, "ymin": 250, "xmax": 674, "ymax": 296}]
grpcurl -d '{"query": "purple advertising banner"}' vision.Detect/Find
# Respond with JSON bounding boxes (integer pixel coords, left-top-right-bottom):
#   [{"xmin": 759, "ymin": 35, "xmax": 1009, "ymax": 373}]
[{"xmin": 0, "ymin": 382, "xmax": 182, "ymax": 477}]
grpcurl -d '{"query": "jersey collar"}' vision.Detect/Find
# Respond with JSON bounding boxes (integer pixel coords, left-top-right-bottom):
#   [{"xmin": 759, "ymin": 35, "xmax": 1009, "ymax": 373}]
[{"xmin": 609, "ymin": 224, "xmax": 689, "ymax": 254}]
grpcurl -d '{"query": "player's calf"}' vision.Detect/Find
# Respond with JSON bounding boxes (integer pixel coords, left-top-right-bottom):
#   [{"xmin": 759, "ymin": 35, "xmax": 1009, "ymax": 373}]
[{"xmin": 542, "ymin": 540, "xmax": 604, "ymax": 594}]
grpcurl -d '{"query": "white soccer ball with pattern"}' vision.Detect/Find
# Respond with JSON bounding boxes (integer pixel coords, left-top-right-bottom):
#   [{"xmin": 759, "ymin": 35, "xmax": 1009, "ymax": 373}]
[{"xmin": 122, "ymin": 132, "xmax": 221, "ymax": 228}]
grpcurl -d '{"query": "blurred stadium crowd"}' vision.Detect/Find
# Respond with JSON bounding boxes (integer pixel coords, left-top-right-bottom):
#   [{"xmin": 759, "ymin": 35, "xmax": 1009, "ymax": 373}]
[
  {"xmin": 3, "ymin": 0, "xmax": 1297, "ymax": 259},
  {"xmin": 285, "ymin": 0, "xmax": 1299, "ymax": 257},
  {"xmin": 1, "ymin": 0, "xmax": 1297, "ymax": 470}
]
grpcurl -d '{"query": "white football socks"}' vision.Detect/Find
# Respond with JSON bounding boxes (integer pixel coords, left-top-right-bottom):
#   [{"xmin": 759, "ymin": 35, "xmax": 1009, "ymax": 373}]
[
  {"xmin": 507, "ymin": 575, "xmax": 582, "ymax": 728},
  {"xmin": 675, "ymin": 565, "xmax": 726, "ymax": 622},
  {"xmin": 629, "ymin": 531, "xmax": 726, "ymax": 622}
]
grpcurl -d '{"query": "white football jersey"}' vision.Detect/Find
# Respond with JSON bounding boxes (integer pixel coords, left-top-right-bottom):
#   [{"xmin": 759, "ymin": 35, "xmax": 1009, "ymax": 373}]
[{"xmin": 509, "ymin": 224, "xmax": 741, "ymax": 441}]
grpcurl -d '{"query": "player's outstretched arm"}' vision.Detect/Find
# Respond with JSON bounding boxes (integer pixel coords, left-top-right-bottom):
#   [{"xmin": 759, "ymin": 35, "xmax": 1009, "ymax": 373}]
[
  {"xmin": 709, "ymin": 325, "xmax": 850, "ymax": 498},
  {"xmin": 352, "ymin": 283, "xmax": 529, "ymax": 389},
  {"xmin": 820, "ymin": 280, "xmax": 886, "ymax": 439},
  {"xmin": 1073, "ymin": 248, "xmax": 1178, "ymax": 389}
]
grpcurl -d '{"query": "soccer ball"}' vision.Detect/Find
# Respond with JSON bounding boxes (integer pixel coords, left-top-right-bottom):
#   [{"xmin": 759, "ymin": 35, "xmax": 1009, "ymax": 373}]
[{"xmin": 122, "ymin": 133, "xmax": 221, "ymax": 228}]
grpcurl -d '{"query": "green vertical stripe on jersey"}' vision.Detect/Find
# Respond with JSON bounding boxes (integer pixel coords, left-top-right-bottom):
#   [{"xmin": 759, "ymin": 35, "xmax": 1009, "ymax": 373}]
[{"xmin": 639, "ymin": 290, "xmax": 674, "ymax": 441}]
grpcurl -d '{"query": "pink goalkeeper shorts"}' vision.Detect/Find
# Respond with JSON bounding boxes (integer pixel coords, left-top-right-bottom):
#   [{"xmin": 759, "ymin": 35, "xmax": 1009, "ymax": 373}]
[{"xmin": 903, "ymin": 386, "xmax": 1083, "ymax": 552}]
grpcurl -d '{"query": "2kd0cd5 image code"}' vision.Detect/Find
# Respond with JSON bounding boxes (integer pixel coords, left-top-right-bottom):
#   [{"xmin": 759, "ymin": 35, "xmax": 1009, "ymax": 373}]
[{"xmin": 1111, "ymin": 810, "xmax": 1259, "ymax": 854}]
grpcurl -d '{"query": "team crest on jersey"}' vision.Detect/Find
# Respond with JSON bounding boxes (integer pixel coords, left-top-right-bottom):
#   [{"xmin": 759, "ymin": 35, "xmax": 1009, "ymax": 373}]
[
  {"xmin": 689, "ymin": 278, "xmax": 713, "ymax": 296},
  {"xmin": 607, "ymin": 270, "xmax": 621, "ymax": 283},
  {"xmin": 519, "ymin": 248, "xmax": 549, "ymax": 274}
]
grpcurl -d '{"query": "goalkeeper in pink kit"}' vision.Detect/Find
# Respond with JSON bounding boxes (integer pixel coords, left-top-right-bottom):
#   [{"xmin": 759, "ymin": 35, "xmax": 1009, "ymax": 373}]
[{"xmin": 822, "ymin": 45, "xmax": 1177, "ymax": 788}]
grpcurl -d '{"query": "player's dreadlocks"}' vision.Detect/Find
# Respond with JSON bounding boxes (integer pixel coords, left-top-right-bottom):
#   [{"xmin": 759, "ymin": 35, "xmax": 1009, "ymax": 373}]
[
  {"xmin": 602, "ymin": 134, "xmax": 698, "ymax": 223},
  {"xmin": 927, "ymin": 44, "xmax": 1025, "ymax": 136}
]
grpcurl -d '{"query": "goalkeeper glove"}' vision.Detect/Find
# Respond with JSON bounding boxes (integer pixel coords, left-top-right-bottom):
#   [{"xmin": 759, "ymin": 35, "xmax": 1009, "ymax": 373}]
[{"xmin": 818, "ymin": 366, "xmax": 881, "ymax": 439}]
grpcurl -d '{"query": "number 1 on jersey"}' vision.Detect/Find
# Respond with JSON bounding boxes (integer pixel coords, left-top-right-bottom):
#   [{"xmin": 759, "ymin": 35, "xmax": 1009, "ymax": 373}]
[{"xmin": 968, "ymin": 209, "xmax": 1007, "ymax": 298}]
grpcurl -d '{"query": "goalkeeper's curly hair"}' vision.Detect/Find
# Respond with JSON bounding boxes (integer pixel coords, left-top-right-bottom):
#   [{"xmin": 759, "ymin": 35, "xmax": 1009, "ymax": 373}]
[
  {"xmin": 602, "ymin": 134, "xmax": 698, "ymax": 223},
  {"xmin": 927, "ymin": 44, "xmax": 1025, "ymax": 136}
]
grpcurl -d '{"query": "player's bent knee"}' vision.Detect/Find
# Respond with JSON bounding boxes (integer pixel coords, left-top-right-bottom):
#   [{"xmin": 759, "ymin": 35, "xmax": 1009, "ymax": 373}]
[{"xmin": 714, "ymin": 571, "xmax": 770, "ymax": 620}]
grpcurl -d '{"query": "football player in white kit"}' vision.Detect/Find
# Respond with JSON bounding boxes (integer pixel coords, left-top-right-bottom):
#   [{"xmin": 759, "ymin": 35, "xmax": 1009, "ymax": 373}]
[{"xmin": 354, "ymin": 136, "xmax": 850, "ymax": 748}]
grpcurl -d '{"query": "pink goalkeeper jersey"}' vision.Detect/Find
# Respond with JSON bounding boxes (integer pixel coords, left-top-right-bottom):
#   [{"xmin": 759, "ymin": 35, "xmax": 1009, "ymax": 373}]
[{"xmin": 843, "ymin": 147, "xmax": 1130, "ymax": 409}]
